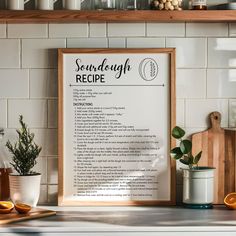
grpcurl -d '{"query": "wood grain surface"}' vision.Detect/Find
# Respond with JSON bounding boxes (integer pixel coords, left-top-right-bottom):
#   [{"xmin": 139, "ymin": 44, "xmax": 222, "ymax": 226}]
[
  {"xmin": 0, "ymin": 208, "xmax": 56, "ymax": 225},
  {"xmin": 0, "ymin": 10, "xmax": 236, "ymax": 23},
  {"xmin": 192, "ymin": 112, "xmax": 236, "ymax": 204}
]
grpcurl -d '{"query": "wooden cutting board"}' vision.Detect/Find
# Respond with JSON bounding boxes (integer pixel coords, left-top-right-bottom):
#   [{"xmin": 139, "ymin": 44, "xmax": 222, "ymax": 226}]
[
  {"xmin": 192, "ymin": 111, "xmax": 236, "ymax": 204},
  {"xmin": 0, "ymin": 208, "xmax": 56, "ymax": 225}
]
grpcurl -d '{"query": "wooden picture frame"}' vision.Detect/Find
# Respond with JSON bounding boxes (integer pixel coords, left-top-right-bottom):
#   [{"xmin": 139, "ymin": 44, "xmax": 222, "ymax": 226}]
[{"xmin": 58, "ymin": 48, "xmax": 176, "ymax": 206}]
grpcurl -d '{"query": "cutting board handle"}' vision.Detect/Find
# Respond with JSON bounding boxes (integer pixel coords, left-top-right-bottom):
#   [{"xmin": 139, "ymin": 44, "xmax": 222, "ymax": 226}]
[{"xmin": 210, "ymin": 111, "xmax": 221, "ymax": 131}]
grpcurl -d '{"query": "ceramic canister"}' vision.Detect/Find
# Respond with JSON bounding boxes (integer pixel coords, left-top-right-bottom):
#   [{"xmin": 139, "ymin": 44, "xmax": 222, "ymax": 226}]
[
  {"xmin": 36, "ymin": 0, "xmax": 59, "ymax": 10},
  {"xmin": 64, "ymin": 0, "xmax": 82, "ymax": 10},
  {"xmin": 7, "ymin": 0, "xmax": 31, "ymax": 10},
  {"xmin": 182, "ymin": 167, "xmax": 215, "ymax": 205}
]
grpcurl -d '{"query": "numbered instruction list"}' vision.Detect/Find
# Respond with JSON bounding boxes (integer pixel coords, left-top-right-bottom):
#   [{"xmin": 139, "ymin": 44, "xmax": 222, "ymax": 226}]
[{"xmin": 63, "ymin": 54, "xmax": 170, "ymax": 202}]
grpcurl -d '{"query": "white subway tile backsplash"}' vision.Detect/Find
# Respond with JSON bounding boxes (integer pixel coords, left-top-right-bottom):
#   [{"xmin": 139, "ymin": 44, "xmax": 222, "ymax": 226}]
[
  {"xmin": 0, "ymin": 100, "xmax": 6, "ymax": 128},
  {"xmin": 0, "ymin": 24, "xmax": 6, "ymax": 38},
  {"xmin": 229, "ymin": 100, "xmax": 236, "ymax": 128},
  {"xmin": 186, "ymin": 99, "xmax": 228, "ymax": 128},
  {"xmin": 47, "ymin": 156, "xmax": 58, "ymax": 184},
  {"xmin": 166, "ymin": 38, "xmax": 207, "ymax": 68},
  {"xmin": 229, "ymin": 23, "xmax": 236, "ymax": 36},
  {"xmin": 48, "ymin": 99, "xmax": 58, "ymax": 128},
  {"xmin": 108, "ymin": 23, "xmax": 145, "ymax": 37},
  {"xmin": 176, "ymin": 99, "xmax": 185, "ymax": 127},
  {"xmin": 0, "ymin": 129, "xmax": 18, "ymax": 155},
  {"xmin": 207, "ymin": 69, "xmax": 236, "ymax": 98},
  {"xmin": 67, "ymin": 38, "xmax": 108, "ymax": 48},
  {"xmin": 22, "ymin": 39, "xmax": 66, "ymax": 68},
  {"xmin": 48, "ymin": 185, "xmax": 58, "ymax": 205},
  {"xmin": 176, "ymin": 69, "xmax": 206, "ymax": 98},
  {"xmin": 33, "ymin": 157, "xmax": 47, "ymax": 184},
  {"xmin": 186, "ymin": 23, "xmax": 228, "ymax": 37},
  {"xmin": 8, "ymin": 100, "xmax": 47, "ymax": 128},
  {"xmin": 38, "ymin": 185, "xmax": 48, "ymax": 205},
  {"xmin": 30, "ymin": 69, "xmax": 58, "ymax": 98},
  {"xmin": 49, "ymin": 23, "xmax": 88, "ymax": 38},
  {"xmin": 127, "ymin": 38, "xmax": 165, "ymax": 48},
  {"xmin": 0, "ymin": 39, "xmax": 20, "ymax": 68},
  {"xmin": 0, "ymin": 22, "xmax": 235, "ymax": 205},
  {"xmin": 0, "ymin": 69, "xmax": 28, "ymax": 98},
  {"xmin": 8, "ymin": 24, "xmax": 48, "ymax": 38},
  {"xmin": 90, "ymin": 23, "xmax": 106, "ymax": 37},
  {"xmin": 32, "ymin": 129, "xmax": 58, "ymax": 156},
  {"xmin": 208, "ymin": 38, "xmax": 236, "ymax": 68},
  {"xmin": 108, "ymin": 38, "xmax": 126, "ymax": 48},
  {"xmin": 147, "ymin": 23, "xmax": 185, "ymax": 37}
]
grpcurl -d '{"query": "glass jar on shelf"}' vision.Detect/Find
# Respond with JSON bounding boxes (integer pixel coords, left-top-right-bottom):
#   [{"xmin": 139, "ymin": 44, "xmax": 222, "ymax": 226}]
[
  {"xmin": 136, "ymin": 0, "xmax": 152, "ymax": 10},
  {"xmin": 116, "ymin": 0, "xmax": 137, "ymax": 10},
  {"xmin": 191, "ymin": 0, "xmax": 207, "ymax": 10}
]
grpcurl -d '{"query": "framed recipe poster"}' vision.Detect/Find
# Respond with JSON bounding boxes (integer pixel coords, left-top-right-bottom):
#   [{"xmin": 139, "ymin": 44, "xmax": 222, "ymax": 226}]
[{"xmin": 58, "ymin": 48, "xmax": 176, "ymax": 206}]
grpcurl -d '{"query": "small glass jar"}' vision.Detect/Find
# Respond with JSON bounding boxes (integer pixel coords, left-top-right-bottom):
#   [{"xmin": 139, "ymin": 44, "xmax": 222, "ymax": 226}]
[
  {"xmin": 191, "ymin": 0, "xmax": 207, "ymax": 10},
  {"xmin": 136, "ymin": 0, "xmax": 152, "ymax": 10},
  {"xmin": 117, "ymin": 0, "xmax": 137, "ymax": 10},
  {"xmin": 95, "ymin": 0, "xmax": 116, "ymax": 10}
]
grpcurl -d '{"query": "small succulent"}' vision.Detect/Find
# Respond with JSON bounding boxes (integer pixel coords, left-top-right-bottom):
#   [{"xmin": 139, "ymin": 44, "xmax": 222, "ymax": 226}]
[{"xmin": 170, "ymin": 126, "xmax": 202, "ymax": 169}]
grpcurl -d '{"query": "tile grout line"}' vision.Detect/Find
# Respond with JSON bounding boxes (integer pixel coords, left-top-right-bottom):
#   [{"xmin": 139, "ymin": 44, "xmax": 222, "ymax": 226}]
[
  {"xmin": 6, "ymin": 98, "xmax": 9, "ymax": 129},
  {"xmin": 6, "ymin": 22, "xmax": 8, "ymax": 38},
  {"xmin": 28, "ymin": 69, "xmax": 30, "ymax": 99},
  {"xmin": 88, "ymin": 22, "xmax": 91, "ymax": 38}
]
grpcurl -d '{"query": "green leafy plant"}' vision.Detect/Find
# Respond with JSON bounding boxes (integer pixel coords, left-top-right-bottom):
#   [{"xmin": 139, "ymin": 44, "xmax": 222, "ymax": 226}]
[
  {"xmin": 171, "ymin": 126, "xmax": 202, "ymax": 169},
  {"xmin": 6, "ymin": 115, "xmax": 42, "ymax": 176}
]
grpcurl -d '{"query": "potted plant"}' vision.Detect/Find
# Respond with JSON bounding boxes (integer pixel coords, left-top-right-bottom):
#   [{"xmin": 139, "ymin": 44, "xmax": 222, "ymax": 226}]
[
  {"xmin": 6, "ymin": 115, "xmax": 42, "ymax": 207},
  {"xmin": 171, "ymin": 126, "xmax": 215, "ymax": 209}
]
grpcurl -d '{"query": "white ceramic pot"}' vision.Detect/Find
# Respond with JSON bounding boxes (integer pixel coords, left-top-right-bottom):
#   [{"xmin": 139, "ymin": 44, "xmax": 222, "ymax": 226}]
[
  {"xmin": 182, "ymin": 167, "xmax": 215, "ymax": 206},
  {"xmin": 63, "ymin": 0, "xmax": 81, "ymax": 10},
  {"xmin": 36, "ymin": 0, "xmax": 59, "ymax": 10},
  {"xmin": 7, "ymin": 0, "xmax": 31, "ymax": 10},
  {"xmin": 9, "ymin": 174, "xmax": 41, "ymax": 207}
]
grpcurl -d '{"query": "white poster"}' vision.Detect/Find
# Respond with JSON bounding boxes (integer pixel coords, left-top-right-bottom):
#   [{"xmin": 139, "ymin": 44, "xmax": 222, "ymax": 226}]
[{"xmin": 58, "ymin": 49, "xmax": 175, "ymax": 205}]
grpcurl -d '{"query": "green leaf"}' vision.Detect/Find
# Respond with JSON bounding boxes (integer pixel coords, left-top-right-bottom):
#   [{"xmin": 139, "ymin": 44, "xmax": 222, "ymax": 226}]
[
  {"xmin": 193, "ymin": 151, "xmax": 202, "ymax": 164},
  {"xmin": 172, "ymin": 126, "xmax": 185, "ymax": 139},
  {"xmin": 180, "ymin": 140, "xmax": 192, "ymax": 154},
  {"xmin": 180, "ymin": 158, "xmax": 190, "ymax": 166},
  {"xmin": 189, "ymin": 154, "xmax": 194, "ymax": 165},
  {"xmin": 170, "ymin": 147, "xmax": 183, "ymax": 160}
]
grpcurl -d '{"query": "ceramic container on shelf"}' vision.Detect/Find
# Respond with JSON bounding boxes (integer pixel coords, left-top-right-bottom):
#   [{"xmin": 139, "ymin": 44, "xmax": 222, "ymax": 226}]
[
  {"xmin": 36, "ymin": 0, "xmax": 59, "ymax": 10},
  {"xmin": 9, "ymin": 174, "xmax": 41, "ymax": 207},
  {"xmin": 63, "ymin": 0, "xmax": 82, "ymax": 10},
  {"xmin": 7, "ymin": 0, "xmax": 31, "ymax": 10},
  {"xmin": 182, "ymin": 167, "xmax": 215, "ymax": 209}
]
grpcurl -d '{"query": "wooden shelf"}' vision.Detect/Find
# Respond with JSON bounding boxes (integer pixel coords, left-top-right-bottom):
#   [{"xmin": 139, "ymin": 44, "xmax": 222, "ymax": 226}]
[{"xmin": 0, "ymin": 10, "xmax": 235, "ymax": 23}]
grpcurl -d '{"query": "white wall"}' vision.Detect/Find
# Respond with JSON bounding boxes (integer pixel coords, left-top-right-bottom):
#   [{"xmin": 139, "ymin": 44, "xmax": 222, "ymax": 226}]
[{"xmin": 0, "ymin": 22, "xmax": 236, "ymax": 205}]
